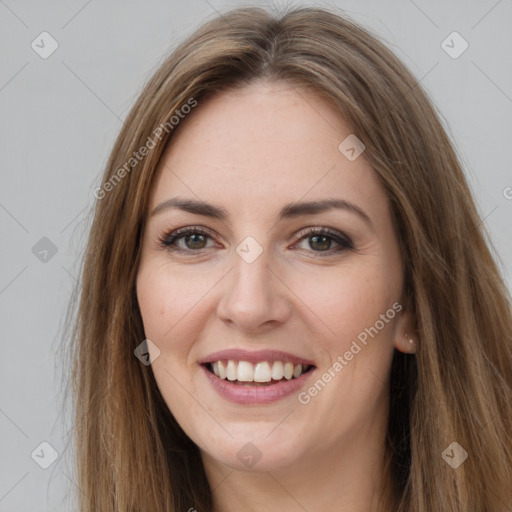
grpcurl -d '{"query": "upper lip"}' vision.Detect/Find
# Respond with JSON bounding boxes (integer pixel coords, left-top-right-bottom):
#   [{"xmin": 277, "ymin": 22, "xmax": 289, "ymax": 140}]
[{"xmin": 198, "ymin": 349, "xmax": 316, "ymax": 367}]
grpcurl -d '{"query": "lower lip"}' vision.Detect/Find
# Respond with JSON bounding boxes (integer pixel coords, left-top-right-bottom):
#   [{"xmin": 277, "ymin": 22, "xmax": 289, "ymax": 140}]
[{"xmin": 200, "ymin": 365, "xmax": 315, "ymax": 405}]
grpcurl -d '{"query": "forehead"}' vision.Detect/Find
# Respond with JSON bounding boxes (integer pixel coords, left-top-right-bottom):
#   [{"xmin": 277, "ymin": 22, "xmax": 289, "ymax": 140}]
[{"xmin": 149, "ymin": 82, "xmax": 386, "ymax": 222}]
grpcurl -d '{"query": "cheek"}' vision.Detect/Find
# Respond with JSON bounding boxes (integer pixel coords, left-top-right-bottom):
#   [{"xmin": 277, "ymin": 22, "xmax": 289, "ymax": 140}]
[
  {"xmin": 289, "ymin": 259, "xmax": 395, "ymax": 351},
  {"xmin": 136, "ymin": 262, "xmax": 213, "ymax": 346},
  {"xmin": 136, "ymin": 264, "xmax": 209, "ymax": 423}
]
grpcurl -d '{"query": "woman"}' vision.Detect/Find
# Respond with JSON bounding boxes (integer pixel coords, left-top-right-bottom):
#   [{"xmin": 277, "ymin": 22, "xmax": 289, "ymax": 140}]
[{"xmin": 66, "ymin": 6, "xmax": 512, "ymax": 511}]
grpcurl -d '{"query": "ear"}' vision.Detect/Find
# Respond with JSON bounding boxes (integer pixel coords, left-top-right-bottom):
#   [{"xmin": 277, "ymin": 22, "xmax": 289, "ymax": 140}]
[{"xmin": 393, "ymin": 306, "xmax": 417, "ymax": 354}]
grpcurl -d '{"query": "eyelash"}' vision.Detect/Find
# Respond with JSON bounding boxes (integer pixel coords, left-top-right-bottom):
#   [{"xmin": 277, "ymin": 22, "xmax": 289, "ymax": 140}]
[{"xmin": 158, "ymin": 226, "xmax": 354, "ymax": 257}]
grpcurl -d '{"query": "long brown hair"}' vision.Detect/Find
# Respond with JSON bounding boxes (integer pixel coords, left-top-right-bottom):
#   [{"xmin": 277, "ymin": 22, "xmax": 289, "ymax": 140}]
[{"xmin": 62, "ymin": 6, "xmax": 512, "ymax": 511}]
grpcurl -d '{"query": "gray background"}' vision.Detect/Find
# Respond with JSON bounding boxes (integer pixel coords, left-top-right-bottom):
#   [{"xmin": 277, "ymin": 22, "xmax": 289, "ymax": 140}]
[{"xmin": 1, "ymin": 0, "xmax": 511, "ymax": 510}]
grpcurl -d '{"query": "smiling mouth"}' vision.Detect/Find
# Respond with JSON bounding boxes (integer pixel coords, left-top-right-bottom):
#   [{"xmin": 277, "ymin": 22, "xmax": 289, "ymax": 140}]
[{"xmin": 204, "ymin": 360, "xmax": 315, "ymax": 386}]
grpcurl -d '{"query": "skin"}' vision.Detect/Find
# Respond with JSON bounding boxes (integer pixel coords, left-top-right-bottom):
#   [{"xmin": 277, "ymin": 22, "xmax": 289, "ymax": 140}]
[{"xmin": 136, "ymin": 81, "xmax": 415, "ymax": 512}]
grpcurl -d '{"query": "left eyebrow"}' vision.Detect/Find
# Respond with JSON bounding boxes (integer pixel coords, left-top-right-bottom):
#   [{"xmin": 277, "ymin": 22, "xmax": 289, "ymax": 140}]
[
  {"xmin": 150, "ymin": 197, "xmax": 374, "ymax": 230},
  {"xmin": 278, "ymin": 199, "xmax": 373, "ymax": 229}
]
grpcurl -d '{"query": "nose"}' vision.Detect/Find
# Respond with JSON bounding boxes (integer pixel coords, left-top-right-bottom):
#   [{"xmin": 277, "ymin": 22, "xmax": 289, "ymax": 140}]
[{"xmin": 216, "ymin": 249, "xmax": 293, "ymax": 334}]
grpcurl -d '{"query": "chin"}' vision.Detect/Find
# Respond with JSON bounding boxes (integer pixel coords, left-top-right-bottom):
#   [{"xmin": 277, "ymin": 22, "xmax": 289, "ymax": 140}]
[{"xmin": 201, "ymin": 432, "xmax": 303, "ymax": 473}]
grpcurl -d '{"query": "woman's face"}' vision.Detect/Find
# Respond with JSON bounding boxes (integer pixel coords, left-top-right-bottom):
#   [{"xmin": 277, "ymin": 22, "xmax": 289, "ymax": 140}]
[{"xmin": 136, "ymin": 81, "xmax": 411, "ymax": 474}]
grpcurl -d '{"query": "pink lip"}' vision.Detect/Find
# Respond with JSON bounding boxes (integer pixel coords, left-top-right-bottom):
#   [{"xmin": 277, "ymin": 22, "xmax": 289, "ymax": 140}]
[
  {"xmin": 200, "ymin": 364, "xmax": 316, "ymax": 405},
  {"xmin": 198, "ymin": 349, "xmax": 316, "ymax": 367}
]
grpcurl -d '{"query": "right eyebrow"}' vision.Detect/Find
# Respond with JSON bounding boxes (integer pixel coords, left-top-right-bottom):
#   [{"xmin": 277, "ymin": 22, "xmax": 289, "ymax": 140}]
[{"xmin": 150, "ymin": 197, "xmax": 228, "ymax": 220}]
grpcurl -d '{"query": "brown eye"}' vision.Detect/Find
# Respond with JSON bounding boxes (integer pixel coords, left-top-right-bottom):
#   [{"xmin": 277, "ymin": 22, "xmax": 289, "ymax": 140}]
[
  {"xmin": 293, "ymin": 227, "xmax": 353, "ymax": 255},
  {"xmin": 308, "ymin": 234, "xmax": 334, "ymax": 251},
  {"xmin": 182, "ymin": 233, "xmax": 208, "ymax": 250},
  {"xmin": 160, "ymin": 227, "xmax": 216, "ymax": 253}
]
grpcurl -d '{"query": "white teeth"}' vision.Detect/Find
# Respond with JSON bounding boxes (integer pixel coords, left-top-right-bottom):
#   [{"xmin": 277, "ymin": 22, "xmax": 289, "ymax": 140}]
[
  {"xmin": 226, "ymin": 360, "xmax": 237, "ymax": 381},
  {"xmin": 218, "ymin": 360, "xmax": 226, "ymax": 379},
  {"xmin": 237, "ymin": 361, "xmax": 254, "ymax": 381},
  {"xmin": 254, "ymin": 362, "xmax": 272, "ymax": 382},
  {"xmin": 209, "ymin": 360, "xmax": 310, "ymax": 383},
  {"xmin": 271, "ymin": 361, "xmax": 284, "ymax": 380},
  {"xmin": 284, "ymin": 362, "xmax": 294, "ymax": 380}
]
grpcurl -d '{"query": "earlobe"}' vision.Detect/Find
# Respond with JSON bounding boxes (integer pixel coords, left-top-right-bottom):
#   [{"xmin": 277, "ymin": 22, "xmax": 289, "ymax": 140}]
[
  {"xmin": 393, "ymin": 306, "xmax": 417, "ymax": 354},
  {"xmin": 395, "ymin": 332, "xmax": 417, "ymax": 354}
]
